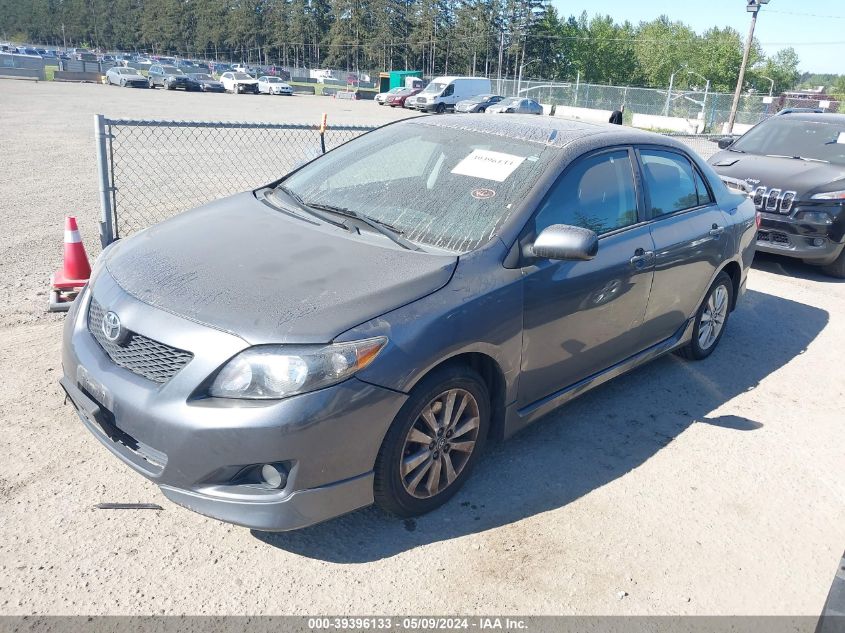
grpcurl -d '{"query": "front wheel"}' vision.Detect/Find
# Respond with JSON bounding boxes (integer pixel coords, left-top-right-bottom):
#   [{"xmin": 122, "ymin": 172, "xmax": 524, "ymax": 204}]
[
  {"xmin": 374, "ymin": 366, "xmax": 490, "ymax": 517},
  {"xmin": 435, "ymin": 103, "xmax": 446, "ymax": 114},
  {"xmin": 477, "ymin": 107, "xmax": 486, "ymax": 113},
  {"xmin": 148, "ymin": 78, "xmax": 155, "ymax": 89},
  {"xmin": 676, "ymin": 271, "xmax": 733, "ymax": 360}
]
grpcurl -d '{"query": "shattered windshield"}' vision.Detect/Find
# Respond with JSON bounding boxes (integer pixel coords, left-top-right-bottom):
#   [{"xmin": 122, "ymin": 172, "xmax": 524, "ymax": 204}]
[{"xmin": 278, "ymin": 122, "xmax": 554, "ymax": 253}]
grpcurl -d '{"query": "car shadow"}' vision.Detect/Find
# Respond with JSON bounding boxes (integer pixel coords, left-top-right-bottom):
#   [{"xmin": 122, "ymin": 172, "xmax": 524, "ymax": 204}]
[
  {"xmin": 752, "ymin": 252, "xmax": 845, "ymax": 283},
  {"xmin": 252, "ymin": 288, "xmax": 827, "ymax": 562}
]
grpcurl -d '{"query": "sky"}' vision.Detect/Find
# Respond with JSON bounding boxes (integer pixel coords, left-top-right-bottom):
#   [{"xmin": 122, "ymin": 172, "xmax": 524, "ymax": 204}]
[{"xmin": 549, "ymin": 0, "xmax": 845, "ymax": 74}]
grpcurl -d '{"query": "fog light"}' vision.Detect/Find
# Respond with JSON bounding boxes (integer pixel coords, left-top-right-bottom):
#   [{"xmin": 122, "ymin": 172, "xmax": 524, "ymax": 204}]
[
  {"xmin": 261, "ymin": 463, "xmax": 288, "ymax": 489},
  {"xmin": 813, "ymin": 238, "xmax": 825, "ymax": 247}
]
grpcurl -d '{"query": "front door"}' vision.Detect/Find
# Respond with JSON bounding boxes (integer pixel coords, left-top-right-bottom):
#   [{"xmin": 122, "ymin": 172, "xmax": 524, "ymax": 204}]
[{"xmin": 518, "ymin": 148, "xmax": 656, "ymax": 409}]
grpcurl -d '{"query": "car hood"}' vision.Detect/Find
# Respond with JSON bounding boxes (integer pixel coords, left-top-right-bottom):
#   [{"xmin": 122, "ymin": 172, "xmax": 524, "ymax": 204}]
[
  {"xmin": 709, "ymin": 151, "xmax": 845, "ymax": 197},
  {"xmin": 103, "ymin": 192, "xmax": 458, "ymax": 344}
]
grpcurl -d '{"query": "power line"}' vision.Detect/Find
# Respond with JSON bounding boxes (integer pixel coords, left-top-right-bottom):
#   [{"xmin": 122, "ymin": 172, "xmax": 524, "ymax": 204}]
[{"xmin": 765, "ymin": 9, "xmax": 845, "ymax": 19}]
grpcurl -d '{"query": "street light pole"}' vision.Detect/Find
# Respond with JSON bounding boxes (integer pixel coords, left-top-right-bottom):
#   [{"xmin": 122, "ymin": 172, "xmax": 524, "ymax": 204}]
[
  {"xmin": 517, "ymin": 59, "xmax": 539, "ymax": 96},
  {"xmin": 663, "ymin": 71, "xmax": 678, "ymax": 116},
  {"xmin": 688, "ymin": 70, "xmax": 711, "ymax": 126},
  {"xmin": 727, "ymin": 0, "xmax": 770, "ymax": 133},
  {"xmin": 760, "ymin": 74, "xmax": 775, "ymax": 96}
]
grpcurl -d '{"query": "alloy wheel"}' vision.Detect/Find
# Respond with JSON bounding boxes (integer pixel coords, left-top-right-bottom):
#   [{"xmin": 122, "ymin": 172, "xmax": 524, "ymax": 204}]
[
  {"xmin": 400, "ymin": 388, "xmax": 480, "ymax": 499},
  {"xmin": 698, "ymin": 284, "xmax": 729, "ymax": 350}
]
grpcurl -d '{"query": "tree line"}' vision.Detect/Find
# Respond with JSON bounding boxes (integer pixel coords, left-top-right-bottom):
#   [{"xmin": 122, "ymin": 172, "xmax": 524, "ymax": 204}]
[{"xmin": 0, "ymin": 0, "xmax": 804, "ymax": 93}]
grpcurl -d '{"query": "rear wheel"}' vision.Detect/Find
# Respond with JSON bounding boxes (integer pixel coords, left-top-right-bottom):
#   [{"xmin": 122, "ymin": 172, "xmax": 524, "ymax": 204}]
[
  {"xmin": 374, "ymin": 366, "xmax": 489, "ymax": 517},
  {"xmin": 820, "ymin": 248, "xmax": 845, "ymax": 279},
  {"xmin": 676, "ymin": 271, "xmax": 733, "ymax": 360}
]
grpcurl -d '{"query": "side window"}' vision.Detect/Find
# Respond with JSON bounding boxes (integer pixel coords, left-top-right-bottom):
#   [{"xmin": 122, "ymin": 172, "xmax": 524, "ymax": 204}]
[
  {"xmin": 443, "ymin": 84, "xmax": 454, "ymax": 97},
  {"xmin": 640, "ymin": 149, "xmax": 700, "ymax": 216},
  {"xmin": 535, "ymin": 150, "xmax": 639, "ymax": 235},
  {"xmin": 693, "ymin": 169, "xmax": 714, "ymax": 206}
]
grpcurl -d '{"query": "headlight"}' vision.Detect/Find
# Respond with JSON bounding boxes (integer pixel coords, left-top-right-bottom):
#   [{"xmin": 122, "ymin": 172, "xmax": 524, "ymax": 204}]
[
  {"xmin": 209, "ymin": 337, "xmax": 387, "ymax": 399},
  {"xmin": 811, "ymin": 190, "xmax": 845, "ymax": 201},
  {"xmin": 796, "ymin": 210, "xmax": 834, "ymax": 225}
]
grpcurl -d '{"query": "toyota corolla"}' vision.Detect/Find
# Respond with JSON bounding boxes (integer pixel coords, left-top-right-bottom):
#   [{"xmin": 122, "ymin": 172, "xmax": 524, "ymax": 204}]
[{"xmin": 61, "ymin": 116, "xmax": 756, "ymax": 531}]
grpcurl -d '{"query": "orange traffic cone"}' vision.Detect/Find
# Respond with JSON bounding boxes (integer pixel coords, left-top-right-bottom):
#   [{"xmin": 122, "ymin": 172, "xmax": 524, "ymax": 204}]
[{"xmin": 48, "ymin": 216, "xmax": 92, "ymax": 312}]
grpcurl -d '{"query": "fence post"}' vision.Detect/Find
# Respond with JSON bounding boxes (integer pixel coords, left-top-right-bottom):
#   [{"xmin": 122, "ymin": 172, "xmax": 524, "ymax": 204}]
[{"xmin": 94, "ymin": 114, "xmax": 115, "ymax": 248}]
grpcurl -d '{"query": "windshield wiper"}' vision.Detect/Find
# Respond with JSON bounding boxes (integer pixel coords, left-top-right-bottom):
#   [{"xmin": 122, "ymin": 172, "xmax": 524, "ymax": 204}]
[
  {"xmin": 764, "ymin": 154, "xmax": 829, "ymax": 163},
  {"xmin": 726, "ymin": 147, "xmax": 745, "ymax": 153},
  {"xmin": 272, "ymin": 185, "xmax": 349, "ymax": 230},
  {"xmin": 305, "ymin": 202, "xmax": 422, "ymax": 251}
]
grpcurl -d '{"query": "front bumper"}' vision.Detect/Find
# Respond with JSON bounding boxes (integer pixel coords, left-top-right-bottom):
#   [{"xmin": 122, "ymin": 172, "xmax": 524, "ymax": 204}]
[
  {"xmin": 61, "ymin": 273, "xmax": 408, "ymax": 530},
  {"xmin": 756, "ymin": 210, "xmax": 845, "ymax": 265},
  {"xmin": 236, "ymin": 83, "xmax": 258, "ymax": 93}
]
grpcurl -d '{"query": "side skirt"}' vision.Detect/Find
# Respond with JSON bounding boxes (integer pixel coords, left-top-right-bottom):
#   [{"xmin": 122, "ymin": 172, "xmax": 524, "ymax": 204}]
[{"xmin": 503, "ymin": 318, "xmax": 694, "ymax": 438}]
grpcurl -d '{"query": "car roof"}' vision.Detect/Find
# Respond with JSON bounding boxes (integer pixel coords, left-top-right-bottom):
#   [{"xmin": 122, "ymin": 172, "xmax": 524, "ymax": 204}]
[
  {"xmin": 772, "ymin": 112, "xmax": 845, "ymax": 123},
  {"xmin": 408, "ymin": 114, "xmax": 691, "ymax": 150}
]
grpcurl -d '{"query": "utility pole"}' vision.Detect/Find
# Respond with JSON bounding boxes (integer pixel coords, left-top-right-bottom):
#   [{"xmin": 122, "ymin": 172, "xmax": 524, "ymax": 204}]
[
  {"xmin": 497, "ymin": 29, "xmax": 504, "ymax": 94},
  {"xmin": 727, "ymin": 0, "xmax": 770, "ymax": 133}
]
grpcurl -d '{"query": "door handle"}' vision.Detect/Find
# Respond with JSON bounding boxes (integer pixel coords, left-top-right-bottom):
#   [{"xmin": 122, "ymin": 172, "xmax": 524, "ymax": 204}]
[
  {"xmin": 709, "ymin": 224, "xmax": 725, "ymax": 237},
  {"xmin": 630, "ymin": 248, "xmax": 655, "ymax": 268}
]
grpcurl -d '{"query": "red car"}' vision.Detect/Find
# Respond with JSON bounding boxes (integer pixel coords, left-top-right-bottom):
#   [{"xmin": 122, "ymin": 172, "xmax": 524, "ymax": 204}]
[{"xmin": 386, "ymin": 88, "xmax": 422, "ymax": 107}]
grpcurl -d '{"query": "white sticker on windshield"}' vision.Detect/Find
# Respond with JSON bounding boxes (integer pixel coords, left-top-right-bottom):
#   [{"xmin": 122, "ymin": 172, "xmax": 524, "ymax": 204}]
[
  {"xmin": 837, "ymin": 132, "xmax": 845, "ymax": 144},
  {"xmin": 451, "ymin": 150, "xmax": 526, "ymax": 182}
]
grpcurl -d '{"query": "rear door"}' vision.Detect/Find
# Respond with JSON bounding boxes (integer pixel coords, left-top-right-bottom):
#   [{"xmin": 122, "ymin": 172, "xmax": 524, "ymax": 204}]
[
  {"xmin": 518, "ymin": 147, "xmax": 656, "ymax": 408},
  {"xmin": 636, "ymin": 146, "xmax": 729, "ymax": 345}
]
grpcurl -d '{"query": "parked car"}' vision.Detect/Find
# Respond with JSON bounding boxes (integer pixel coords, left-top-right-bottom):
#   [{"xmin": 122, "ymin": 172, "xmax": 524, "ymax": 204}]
[
  {"xmin": 386, "ymin": 88, "xmax": 422, "ymax": 107},
  {"xmin": 61, "ymin": 115, "xmax": 755, "ymax": 531},
  {"xmin": 455, "ymin": 94, "xmax": 504, "ymax": 113},
  {"xmin": 257, "ymin": 76, "xmax": 293, "ymax": 95},
  {"xmin": 709, "ymin": 112, "xmax": 845, "ymax": 277},
  {"xmin": 487, "ymin": 97, "xmax": 543, "ymax": 115},
  {"xmin": 15, "ymin": 46, "xmax": 41, "ymax": 56},
  {"xmin": 220, "ymin": 71, "xmax": 259, "ymax": 94},
  {"xmin": 375, "ymin": 87, "xmax": 405, "ymax": 105},
  {"xmin": 105, "ymin": 66, "xmax": 148, "ymax": 88},
  {"xmin": 147, "ymin": 65, "xmax": 198, "ymax": 90},
  {"xmin": 187, "ymin": 72, "xmax": 225, "ymax": 92},
  {"xmin": 413, "ymin": 76, "xmax": 492, "ymax": 113},
  {"xmin": 232, "ymin": 63, "xmax": 258, "ymax": 76}
]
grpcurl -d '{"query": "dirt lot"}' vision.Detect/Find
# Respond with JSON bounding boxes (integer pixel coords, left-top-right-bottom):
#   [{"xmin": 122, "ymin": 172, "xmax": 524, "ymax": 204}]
[{"xmin": 0, "ymin": 79, "xmax": 843, "ymax": 617}]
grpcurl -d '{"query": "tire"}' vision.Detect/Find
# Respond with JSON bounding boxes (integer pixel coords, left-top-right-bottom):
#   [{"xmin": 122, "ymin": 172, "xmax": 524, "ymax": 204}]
[
  {"xmin": 477, "ymin": 107, "xmax": 485, "ymax": 113},
  {"xmin": 435, "ymin": 103, "xmax": 446, "ymax": 114},
  {"xmin": 148, "ymin": 79, "xmax": 155, "ymax": 89},
  {"xmin": 120, "ymin": 79, "xmax": 125, "ymax": 87},
  {"xmin": 374, "ymin": 365, "xmax": 490, "ymax": 517},
  {"xmin": 164, "ymin": 81, "xmax": 171, "ymax": 90},
  {"xmin": 676, "ymin": 271, "xmax": 734, "ymax": 360},
  {"xmin": 820, "ymin": 248, "xmax": 845, "ymax": 278}
]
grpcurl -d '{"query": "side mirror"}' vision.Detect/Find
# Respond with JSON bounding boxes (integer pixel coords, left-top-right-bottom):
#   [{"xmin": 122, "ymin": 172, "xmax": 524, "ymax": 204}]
[
  {"xmin": 532, "ymin": 224, "xmax": 599, "ymax": 261},
  {"xmin": 717, "ymin": 137, "xmax": 734, "ymax": 149}
]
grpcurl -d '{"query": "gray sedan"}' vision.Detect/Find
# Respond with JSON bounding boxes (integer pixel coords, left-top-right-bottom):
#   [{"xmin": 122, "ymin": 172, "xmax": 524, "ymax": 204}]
[
  {"xmin": 487, "ymin": 97, "xmax": 543, "ymax": 115},
  {"xmin": 61, "ymin": 116, "xmax": 756, "ymax": 531},
  {"xmin": 105, "ymin": 66, "xmax": 148, "ymax": 88}
]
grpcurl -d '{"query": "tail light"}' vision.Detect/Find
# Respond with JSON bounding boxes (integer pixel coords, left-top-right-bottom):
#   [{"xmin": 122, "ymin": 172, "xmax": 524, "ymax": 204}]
[{"xmin": 755, "ymin": 211, "xmax": 762, "ymax": 229}]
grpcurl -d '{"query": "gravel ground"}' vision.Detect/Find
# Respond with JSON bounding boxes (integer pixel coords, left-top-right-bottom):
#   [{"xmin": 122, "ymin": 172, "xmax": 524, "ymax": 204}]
[{"xmin": 0, "ymin": 79, "xmax": 843, "ymax": 617}]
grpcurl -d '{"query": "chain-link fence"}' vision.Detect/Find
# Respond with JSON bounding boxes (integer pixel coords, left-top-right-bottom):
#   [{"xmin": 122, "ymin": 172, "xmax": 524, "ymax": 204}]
[
  {"xmin": 94, "ymin": 115, "xmax": 729, "ymax": 247},
  {"xmin": 95, "ymin": 115, "xmax": 376, "ymax": 246}
]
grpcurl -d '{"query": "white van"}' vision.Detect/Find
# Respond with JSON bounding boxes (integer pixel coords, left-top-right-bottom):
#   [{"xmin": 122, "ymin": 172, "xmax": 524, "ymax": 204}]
[{"xmin": 414, "ymin": 76, "xmax": 492, "ymax": 113}]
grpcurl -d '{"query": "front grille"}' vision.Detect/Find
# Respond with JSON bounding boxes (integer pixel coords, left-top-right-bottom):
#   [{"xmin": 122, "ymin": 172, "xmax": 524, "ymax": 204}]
[{"xmin": 87, "ymin": 298, "xmax": 193, "ymax": 384}]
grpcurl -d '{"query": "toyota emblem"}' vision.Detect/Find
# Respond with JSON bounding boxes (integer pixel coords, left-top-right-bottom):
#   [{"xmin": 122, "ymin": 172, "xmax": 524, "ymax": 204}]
[{"xmin": 102, "ymin": 311, "xmax": 123, "ymax": 342}]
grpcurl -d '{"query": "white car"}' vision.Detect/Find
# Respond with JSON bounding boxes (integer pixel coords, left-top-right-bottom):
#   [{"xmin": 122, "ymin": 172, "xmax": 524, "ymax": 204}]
[
  {"xmin": 105, "ymin": 66, "xmax": 148, "ymax": 88},
  {"xmin": 219, "ymin": 72, "xmax": 259, "ymax": 94},
  {"xmin": 257, "ymin": 76, "xmax": 293, "ymax": 95}
]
